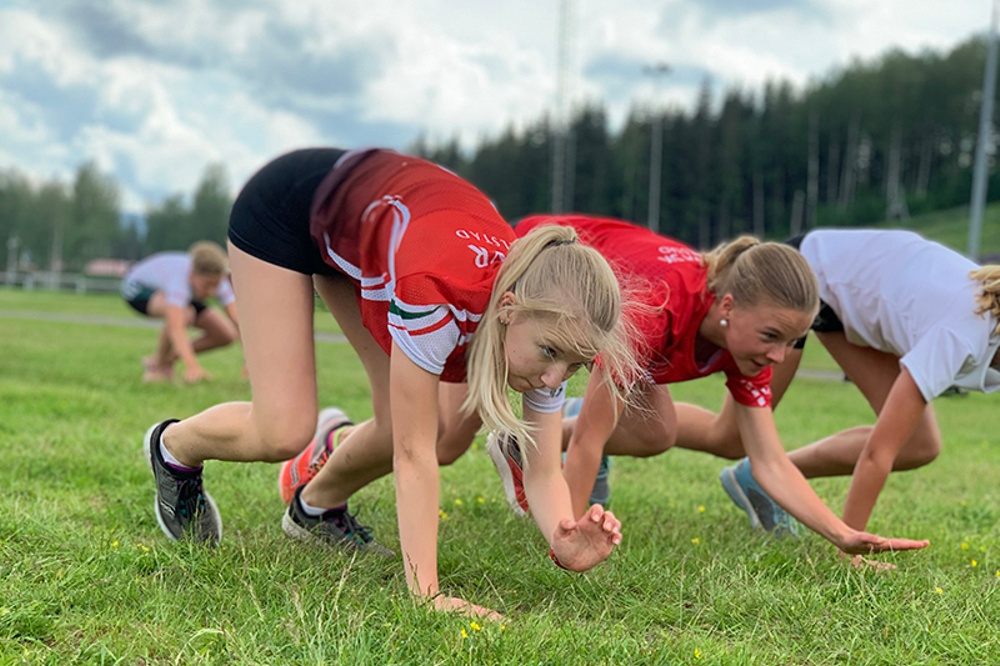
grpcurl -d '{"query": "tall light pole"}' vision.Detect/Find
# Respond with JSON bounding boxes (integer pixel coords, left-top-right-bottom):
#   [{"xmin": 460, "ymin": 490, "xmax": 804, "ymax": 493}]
[
  {"xmin": 970, "ymin": 0, "xmax": 999, "ymax": 260},
  {"xmin": 644, "ymin": 63, "xmax": 671, "ymax": 233},
  {"xmin": 551, "ymin": 0, "xmax": 576, "ymax": 213}
]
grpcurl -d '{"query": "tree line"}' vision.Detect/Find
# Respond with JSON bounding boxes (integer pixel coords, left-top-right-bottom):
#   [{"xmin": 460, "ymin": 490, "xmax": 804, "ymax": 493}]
[
  {"xmin": 1, "ymin": 34, "xmax": 997, "ymax": 274},
  {"xmin": 417, "ymin": 35, "xmax": 998, "ymax": 249}
]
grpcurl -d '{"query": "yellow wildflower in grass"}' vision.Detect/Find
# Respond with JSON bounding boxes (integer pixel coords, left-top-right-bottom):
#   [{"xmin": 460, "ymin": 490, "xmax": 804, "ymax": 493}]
[
  {"xmin": 961, "ymin": 542, "xmax": 969, "ymax": 550},
  {"xmin": 935, "ymin": 587, "xmax": 943, "ymax": 594},
  {"xmin": 691, "ymin": 538, "xmax": 700, "ymax": 545},
  {"xmin": 694, "ymin": 648, "xmax": 702, "ymax": 659},
  {"xmin": 112, "ymin": 540, "xmax": 119, "ymax": 548},
  {"xmin": 971, "ymin": 559, "xmax": 978, "ymax": 568},
  {"xmin": 995, "ymin": 570, "xmax": 999, "ymax": 578},
  {"xmin": 439, "ymin": 510, "xmax": 449, "ymax": 520},
  {"xmin": 454, "ymin": 499, "xmax": 463, "ymax": 506},
  {"xmin": 461, "ymin": 629, "xmax": 468, "ymax": 639},
  {"xmin": 697, "ymin": 505, "xmax": 705, "ymax": 513},
  {"xmin": 470, "ymin": 621, "xmax": 482, "ymax": 632}
]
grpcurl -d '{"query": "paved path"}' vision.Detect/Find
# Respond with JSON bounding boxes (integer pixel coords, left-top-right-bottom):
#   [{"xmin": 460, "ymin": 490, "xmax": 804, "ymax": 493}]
[{"xmin": 0, "ymin": 309, "xmax": 348, "ymax": 344}]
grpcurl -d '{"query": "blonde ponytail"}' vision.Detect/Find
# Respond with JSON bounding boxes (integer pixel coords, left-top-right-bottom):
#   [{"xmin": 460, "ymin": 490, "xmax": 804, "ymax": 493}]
[
  {"xmin": 703, "ymin": 236, "xmax": 818, "ymax": 314},
  {"xmin": 463, "ymin": 224, "xmax": 638, "ymax": 448},
  {"xmin": 970, "ymin": 264, "xmax": 1000, "ymax": 334}
]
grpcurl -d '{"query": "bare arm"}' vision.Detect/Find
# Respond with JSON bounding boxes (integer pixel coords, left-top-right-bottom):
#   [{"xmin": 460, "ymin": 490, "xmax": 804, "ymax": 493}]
[
  {"xmin": 841, "ymin": 367, "xmax": 927, "ymax": 531},
  {"xmin": 522, "ymin": 402, "xmax": 622, "ymax": 572},
  {"xmin": 562, "ymin": 366, "xmax": 623, "ymax": 517},
  {"xmin": 737, "ymin": 403, "xmax": 928, "ymax": 555},
  {"xmin": 164, "ymin": 304, "xmax": 205, "ymax": 380},
  {"xmin": 389, "ymin": 342, "xmax": 499, "ymax": 618},
  {"xmin": 223, "ymin": 301, "xmax": 241, "ymax": 335}
]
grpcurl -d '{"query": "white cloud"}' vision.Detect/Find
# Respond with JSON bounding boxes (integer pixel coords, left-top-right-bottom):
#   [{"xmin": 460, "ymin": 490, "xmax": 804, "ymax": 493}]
[{"xmin": 0, "ymin": 0, "xmax": 992, "ymax": 212}]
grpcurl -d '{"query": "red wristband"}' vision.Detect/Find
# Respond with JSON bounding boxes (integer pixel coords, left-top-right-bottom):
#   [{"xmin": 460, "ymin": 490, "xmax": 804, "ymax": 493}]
[{"xmin": 549, "ymin": 548, "xmax": 570, "ymax": 570}]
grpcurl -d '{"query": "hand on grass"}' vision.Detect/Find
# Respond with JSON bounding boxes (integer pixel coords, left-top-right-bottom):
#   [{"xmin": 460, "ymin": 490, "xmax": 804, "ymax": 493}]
[
  {"xmin": 844, "ymin": 554, "xmax": 897, "ymax": 572},
  {"xmin": 837, "ymin": 531, "xmax": 929, "ymax": 556},
  {"xmin": 182, "ymin": 365, "xmax": 211, "ymax": 383},
  {"xmin": 433, "ymin": 594, "xmax": 505, "ymax": 622},
  {"xmin": 549, "ymin": 504, "xmax": 622, "ymax": 572}
]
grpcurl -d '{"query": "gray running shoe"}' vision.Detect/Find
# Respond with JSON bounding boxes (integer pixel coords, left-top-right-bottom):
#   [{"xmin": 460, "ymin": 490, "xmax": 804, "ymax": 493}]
[
  {"xmin": 143, "ymin": 419, "xmax": 222, "ymax": 543},
  {"xmin": 282, "ymin": 486, "xmax": 393, "ymax": 557}
]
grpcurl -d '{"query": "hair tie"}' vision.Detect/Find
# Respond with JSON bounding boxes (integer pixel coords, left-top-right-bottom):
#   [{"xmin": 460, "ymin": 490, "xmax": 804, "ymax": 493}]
[{"xmin": 545, "ymin": 238, "xmax": 576, "ymax": 250}]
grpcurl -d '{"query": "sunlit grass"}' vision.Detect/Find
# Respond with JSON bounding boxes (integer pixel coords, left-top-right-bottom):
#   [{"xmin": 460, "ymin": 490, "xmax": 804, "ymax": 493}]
[{"xmin": 1, "ymin": 289, "xmax": 998, "ymax": 664}]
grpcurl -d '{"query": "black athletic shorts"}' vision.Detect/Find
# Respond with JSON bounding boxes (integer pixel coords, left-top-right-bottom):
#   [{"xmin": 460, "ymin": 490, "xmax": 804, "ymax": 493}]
[
  {"xmin": 784, "ymin": 232, "xmax": 844, "ymax": 349},
  {"xmin": 125, "ymin": 288, "xmax": 207, "ymax": 317},
  {"xmin": 227, "ymin": 148, "xmax": 347, "ymax": 276}
]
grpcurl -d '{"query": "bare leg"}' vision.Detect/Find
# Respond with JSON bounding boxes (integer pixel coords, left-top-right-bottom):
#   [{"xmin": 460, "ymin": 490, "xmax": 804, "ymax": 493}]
[
  {"xmin": 161, "ymin": 243, "xmax": 320, "ymax": 466},
  {"xmin": 787, "ymin": 331, "xmax": 941, "ymax": 477},
  {"xmin": 188, "ymin": 308, "xmax": 238, "ymax": 354},
  {"xmin": 673, "ymin": 396, "xmax": 743, "ymax": 458},
  {"xmin": 141, "ymin": 292, "xmax": 192, "ymax": 379},
  {"xmin": 671, "ymin": 346, "xmax": 805, "ymax": 460},
  {"xmin": 436, "ymin": 383, "xmax": 481, "ymax": 465},
  {"xmin": 599, "ymin": 383, "xmax": 678, "ymax": 457},
  {"xmin": 301, "ymin": 275, "xmax": 396, "ymax": 508}
]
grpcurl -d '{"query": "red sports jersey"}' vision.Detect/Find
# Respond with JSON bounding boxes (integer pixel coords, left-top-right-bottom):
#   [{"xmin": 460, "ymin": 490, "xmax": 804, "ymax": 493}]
[
  {"xmin": 516, "ymin": 215, "xmax": 772, "ymax": 408},
  {"xmin": 311, "ymin": 149, "xmax": 514, "ymax": 383}
]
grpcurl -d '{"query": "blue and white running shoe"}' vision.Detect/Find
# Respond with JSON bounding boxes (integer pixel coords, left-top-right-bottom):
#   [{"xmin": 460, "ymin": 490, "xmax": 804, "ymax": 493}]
[{"xmin": 719, "ymin": 457, "xmax": 800, "ymax": 537}]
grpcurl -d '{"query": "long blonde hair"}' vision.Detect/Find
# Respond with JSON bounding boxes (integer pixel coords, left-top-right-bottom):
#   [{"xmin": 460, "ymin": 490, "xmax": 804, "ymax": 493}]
[
  {"xmin": 970, "ymin": 264, "xmax": 1000, "ymax": 334},
  {"xmin": 703, "ymin": 236, "xmax": 818, "ymax": 314},
  {"xmin": 463, "ymin": 224, "xmax": 636, "ymax": 447}
]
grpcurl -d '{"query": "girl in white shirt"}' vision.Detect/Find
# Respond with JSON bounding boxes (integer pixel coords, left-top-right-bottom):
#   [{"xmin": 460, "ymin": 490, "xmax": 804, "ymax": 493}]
[{"xmin": 708, "ymin": 229, "xmax": 1000, "ymax": 563}]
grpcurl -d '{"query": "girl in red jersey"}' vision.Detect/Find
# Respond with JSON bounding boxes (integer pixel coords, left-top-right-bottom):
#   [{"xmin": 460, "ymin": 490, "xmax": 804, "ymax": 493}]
[
  {"xmin": 491, "ymin": 215, "xmax": 929, "ymax": 559},
  {"xmin": 142, "ymin": 149, "xmax": 632, "ymax": 620}
]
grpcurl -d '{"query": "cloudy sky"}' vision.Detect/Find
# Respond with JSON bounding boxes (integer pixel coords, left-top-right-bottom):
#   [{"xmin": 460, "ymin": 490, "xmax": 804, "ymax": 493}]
[{"xmin": 0, "ymin": 0, "xmax": 993, "ymax": 213}]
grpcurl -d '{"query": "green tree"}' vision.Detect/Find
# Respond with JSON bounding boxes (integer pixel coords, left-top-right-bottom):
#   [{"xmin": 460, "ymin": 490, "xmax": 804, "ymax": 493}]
[
  {"xmin": 66, "ymin": 162, "xmax": 122, "ymax": 269},
  {"xmin": 191, "ymin": 163, "xmax": 232, "ymax": 246}
]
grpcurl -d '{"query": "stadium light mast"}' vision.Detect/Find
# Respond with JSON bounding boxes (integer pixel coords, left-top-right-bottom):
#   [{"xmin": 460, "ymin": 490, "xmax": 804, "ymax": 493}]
[
  {"xmin": 969, "ymin": 0, "xmax": 1000, "ymax": 260},
  {"xmin": 644, "ymin": 62, "xmax": 671, "ymax": 234},
  {"xmin": 551, "ymin": 0, "xmax": 577, "ymax": 213}
]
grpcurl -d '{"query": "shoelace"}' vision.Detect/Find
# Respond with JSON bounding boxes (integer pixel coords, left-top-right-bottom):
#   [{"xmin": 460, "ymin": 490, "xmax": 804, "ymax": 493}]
[
  {"xmin": 174, "ymin": 476, "xmax": 207, "ymax": 520},
  {"xmin": 322, "ymin": 508, "xmax": 374, "ymax": 545}
]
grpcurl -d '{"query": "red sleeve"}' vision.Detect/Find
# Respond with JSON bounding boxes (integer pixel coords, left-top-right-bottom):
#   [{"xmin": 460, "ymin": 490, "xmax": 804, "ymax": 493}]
[{"xmin": 725, "ymin": 366, "xmax": 773, "ymax": 408}]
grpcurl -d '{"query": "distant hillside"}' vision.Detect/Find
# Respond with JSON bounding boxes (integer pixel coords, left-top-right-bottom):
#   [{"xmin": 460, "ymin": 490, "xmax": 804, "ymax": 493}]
[{"xmin": 817, "ymin": 202, "xmax": 1000, "ymax": 263}]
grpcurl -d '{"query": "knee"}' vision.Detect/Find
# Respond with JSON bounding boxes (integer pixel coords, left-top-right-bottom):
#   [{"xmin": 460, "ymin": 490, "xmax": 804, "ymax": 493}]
[
  {"xmin": 899, "ymin": 433, "xmax": 941, "ymax": 469},
  {"xmin": 631, "ymin": 428, "xmax": 677, "ymax": 458},
  {"xmin": 436, "ymin": 446, "xmax": 465, "ymax": 466},
  {"xmin": 218, "ymin": 325, "xmax": 238, "ymax": 346},
  {"xmin": 712, "ymin": 436, "xmax": 747, "ymax": 460},
  {"xmin": 255, "ymin": 417, "xmax": 317, "ymax": 462}
]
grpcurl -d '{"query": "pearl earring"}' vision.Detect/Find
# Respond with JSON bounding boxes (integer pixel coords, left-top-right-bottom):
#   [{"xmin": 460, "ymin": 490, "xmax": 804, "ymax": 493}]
[{"xmin": 720, "ymin": 318, "xmax": 728, "ymax": 327}]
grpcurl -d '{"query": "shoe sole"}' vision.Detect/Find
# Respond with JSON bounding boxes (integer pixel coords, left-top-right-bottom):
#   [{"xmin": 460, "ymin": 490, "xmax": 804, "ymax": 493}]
[
  {"xmin": 281, "ymin": 510, "xmax": 394, "ymax": 557},
  {"xmin": 487, "ymin": 437, "xmax": 529, "ymax": 518},
  {"xmin": 719, "ymin": 466, "xmax": 762, "ymax": 530},
  {"xmin": 143, "ymin": 422, "xmax": 223, "ymax": 543},
  {"xmin": 281, "ymin": 509, "xmax": 323, "ymax": 545}
]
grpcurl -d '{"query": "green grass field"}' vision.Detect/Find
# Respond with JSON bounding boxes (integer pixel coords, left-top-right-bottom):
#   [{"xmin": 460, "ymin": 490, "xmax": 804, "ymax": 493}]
[{"xmin": 1, "ymin": 289, "xmax": 998, "ymax": 665}]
